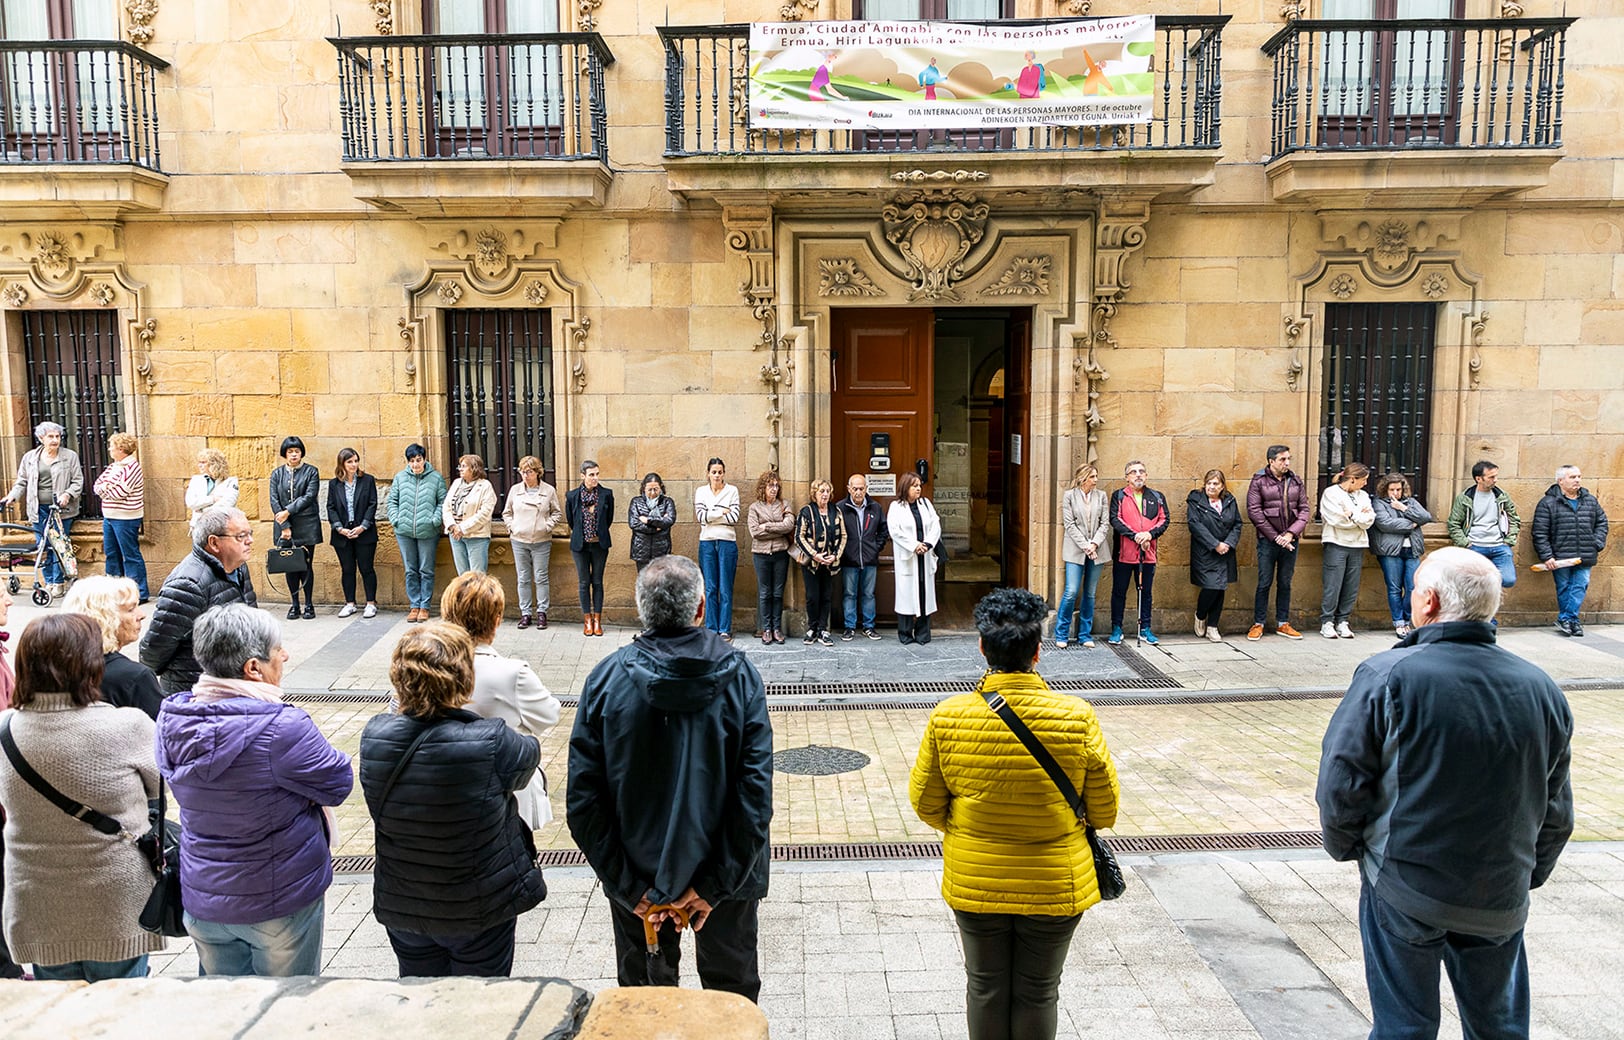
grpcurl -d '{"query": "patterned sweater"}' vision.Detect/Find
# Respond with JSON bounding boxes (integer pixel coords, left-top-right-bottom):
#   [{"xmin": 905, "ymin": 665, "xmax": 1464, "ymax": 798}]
[{"xmin": 94, "ymin": 455, "xmax": 145, "ymax": 520}]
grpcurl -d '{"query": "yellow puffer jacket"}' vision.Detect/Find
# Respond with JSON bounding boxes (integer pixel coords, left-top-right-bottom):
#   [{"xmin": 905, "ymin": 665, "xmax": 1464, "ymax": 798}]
[{"xmin": 909, "ymin": 671, "xmax": 1120, "ymax": 916}]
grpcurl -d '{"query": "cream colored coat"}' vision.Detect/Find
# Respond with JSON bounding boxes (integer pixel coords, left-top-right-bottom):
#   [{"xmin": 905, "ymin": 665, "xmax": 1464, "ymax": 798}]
[
  {"xmin": 443, "ymin": 478, "xmax": 498, "ymax": 539},
  {"xmin": 468, "ymin": 645, "xmax": 561, "ymax": 828},
  {"xmin": 888, "ymin": 497, "xmax": 941, "ymax": 616}
]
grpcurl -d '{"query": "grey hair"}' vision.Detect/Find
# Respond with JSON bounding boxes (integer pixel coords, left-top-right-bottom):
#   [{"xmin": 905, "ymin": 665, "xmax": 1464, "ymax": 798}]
[
  {"xmin": 193, "ymin": 604, "xmax": 283, "ymax": 680},
  {"xmin": 580, "ymin": 459, "xmax": 599, "ymax": 475},
  {"xmin": 1556, "ymin": 464, "xmax": 1581, "ymax": 482},
  {"xmin": 193, "ymin": 507, "xmax": 246, "ymax": 550},
  {"xmin": 1413, "ymin": 547, "xmax": 1502, "ymax": 623},
  {"xmin": 33, "ymin": 421, "xmax": 65, "ymax": 441},
  {"xmin": 635, "ymin": 555, "xmax": 704, "ymax": 631}
]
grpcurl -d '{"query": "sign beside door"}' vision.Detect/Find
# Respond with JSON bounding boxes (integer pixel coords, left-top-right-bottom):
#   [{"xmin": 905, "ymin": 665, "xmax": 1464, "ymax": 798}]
[{"xmin": 867, "ymin": 474, "xmax": 896, "ymax": 498}]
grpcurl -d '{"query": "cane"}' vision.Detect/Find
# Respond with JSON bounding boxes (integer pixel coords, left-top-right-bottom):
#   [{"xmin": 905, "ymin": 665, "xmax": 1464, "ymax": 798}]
[
  {"xmin": 641, "ymin": 902, "xmax": 693, "ymax": 987},
  {"xmin": 1134, "ymin": 557, "xmax": 1146, "ymax": 646}
]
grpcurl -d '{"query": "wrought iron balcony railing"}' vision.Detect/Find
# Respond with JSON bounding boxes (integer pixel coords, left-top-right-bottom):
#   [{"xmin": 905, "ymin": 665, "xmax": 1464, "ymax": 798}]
[
  {"xmin": 1262, "ymin": 17, "xmax": 1575, "ymax": 156},
  {"xmin": 0, "ymin": 40, "xmax": 168, "ymax": 169},
  {"xmin": 330, "ymin": 33, "xmax": 614, "ymax": 162},
  {"xmin": 658, "ymin": 17, "xmax": 1228, "ymax": 158}
]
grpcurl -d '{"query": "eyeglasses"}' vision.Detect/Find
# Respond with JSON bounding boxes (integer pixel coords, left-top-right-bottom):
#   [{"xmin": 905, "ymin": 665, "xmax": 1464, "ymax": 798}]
[{"xmin": 224, "ymin": 531, "xmax": 254, "ymax": 543}]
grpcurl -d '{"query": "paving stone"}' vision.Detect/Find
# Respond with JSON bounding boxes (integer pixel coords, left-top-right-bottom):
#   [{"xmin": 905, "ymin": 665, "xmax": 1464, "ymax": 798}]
[
  {"xmin": 9, "ymin": 977, "xmax": 283, "ymax": 1040},
  {"xmin": 240, "ymin": 977, "xmax": 590, "ymax": 1040},
  {"xmin": 576, "ymin": 987, "xmax": 768, "ymax": 1040}
]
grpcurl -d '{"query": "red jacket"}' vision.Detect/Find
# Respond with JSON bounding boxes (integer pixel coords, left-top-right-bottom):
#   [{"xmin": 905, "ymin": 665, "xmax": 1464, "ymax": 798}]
[{"xmin": 1109, "ymin": 486, "xmax": 1170, "ymax": 564}]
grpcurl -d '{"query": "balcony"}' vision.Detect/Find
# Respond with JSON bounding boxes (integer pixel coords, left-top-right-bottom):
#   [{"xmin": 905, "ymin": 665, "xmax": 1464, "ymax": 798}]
[
  {"xmin": 1261, "ymin": 17, "xmax": 1576, "ymax": 208},
  {"xmin": 329, "ymin": 33, "xmax": 615, "ymax": 217},
  {"xmin": 0, "ymin": 40, "xmax": 169, "ymax": 219},
  {"xmin": 657, "ymin": 17, "xmax": 1229, "ymax": 205}
]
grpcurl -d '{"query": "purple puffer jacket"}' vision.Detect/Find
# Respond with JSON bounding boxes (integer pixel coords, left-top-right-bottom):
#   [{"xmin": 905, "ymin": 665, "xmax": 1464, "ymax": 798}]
[{"xmin": 156, "ymin": 694, "xmax": 354, "ymax": 925}]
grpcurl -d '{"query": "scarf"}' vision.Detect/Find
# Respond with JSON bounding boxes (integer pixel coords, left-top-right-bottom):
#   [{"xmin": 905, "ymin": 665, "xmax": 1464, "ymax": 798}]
[{"xmin": 188, "ymin": 674, "xmax": 339, "ymax": 847}]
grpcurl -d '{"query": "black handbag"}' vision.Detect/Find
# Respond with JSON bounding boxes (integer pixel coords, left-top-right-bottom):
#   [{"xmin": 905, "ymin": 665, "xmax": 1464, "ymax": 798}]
[
  {"xmin": 979, "ymin": 683, "xmax": 1126, "ymax": 900},
  {"xmin": 0, "ymin": 715, "xmax": 189, "ymax": 935},
  {"xmin": 266, "ymin": 523, "xmax": 307, "ymax": 574}
]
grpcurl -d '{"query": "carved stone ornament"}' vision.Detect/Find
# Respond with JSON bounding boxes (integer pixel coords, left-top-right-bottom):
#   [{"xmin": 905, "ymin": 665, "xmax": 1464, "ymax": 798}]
[
  {"xmin": 1283, "ymin": 315, "xmax": 1308, "ymax": 392},
  {"xmin": 984, "ymin": 256, "xmax": 1052, "ymax": 297},
  {"xmin": 436, "ymin": 280, "xmax": 464, "ymax": 305},
  {"xmin": 1, "ymin": 283, "xmax": 27, "ymax": 308},
  {"xmin": 576, "ymin": 0, "xmax": 602, "ymax": 31},
  {"xmin": 1373, "ymin": 219, "xmax": 1412, "ymax": 272},
  {"xmin": 1279, "ymin": 0, "xmax": 1307, "ymax": 18},
  {"xmin": 370, "ymin": 0, "xmax": 394, "ymax": 34},
  {"xmin": 1319, "ymin": 212, "xmax": 1461, "ymax": 278},
  {"xmin": 1422, "ymin": 272, "xmax": 1449, "ymax": 299},
  {"xmin": 89, "ymin": 282, "xmax": 116, "ymax": 306},
  {"xmin": 1469, "ymin": 311, "xmax": 1488, "ymax": 390},
  {"xmin": 569, "ymin": 318, "xmax": 592, "ymax": 393},
  {"xmin": 1058, "ymin": 0, "xmax": 1093, "ymax": 13},
  {"xmin": 723, "ymin": 206, "xmax": 776, "ymax": 351},
  {"xmin": 1091, "ymin": 195, "xmax": 1151, "ymax": 349},
  {"xmin": 880, "ymin": 189, "xmax": 990, "ymax": 303},
  {"xmin": 32, "ymin": 231, "xmax": 73, "ymax": 280},
  {"xmin": 1329, "ymin": 274, "xmax": 1357, "ymax": 300},
  {"xmin": 135, "ymin": 318, "xmax": 156, "ymax": 390},
  {"xmin": 818, "ymin": 258, "xmax": 884, "ymax": 298},
  {"xmin": 1498, "ymin": 1, "xmax": 1524, "ymax": 60},
  {"xmin": 397, "ymin": 317, "xmax": 417, "ymax": 387},
  {"xmin": 890, "ymin": 169, "xmax": 989, "ymax": 185},
  {"xmin": 473, "ymin": 229, "xmax": 510, "ymax": 279},
  {"xmin": 525, "ymin": 279, "xmax": 548, "ymax": 305},
  {"xmin": 125, "ymin": 0, "xmax": 158, "ymax": 46},
  {"xmin": 780, "ymin": 0, "xmax": 819, "ymax": 19}
]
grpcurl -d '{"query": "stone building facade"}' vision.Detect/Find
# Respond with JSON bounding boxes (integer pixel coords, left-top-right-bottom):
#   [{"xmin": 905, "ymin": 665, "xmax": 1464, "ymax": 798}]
[{"xmin": 0, "ymin": 0, "xmax": 1616, "ymax": 629}]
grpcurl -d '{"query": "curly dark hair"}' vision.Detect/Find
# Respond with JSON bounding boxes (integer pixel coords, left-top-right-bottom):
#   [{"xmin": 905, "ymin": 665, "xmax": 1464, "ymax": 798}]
[
  {"xmin": 754, "ymin": 470, "xmax": 783, "ymax": 503},
  {"xmin": 973, "ymin": 587, "xmax": 1048, "ymax": 673}
]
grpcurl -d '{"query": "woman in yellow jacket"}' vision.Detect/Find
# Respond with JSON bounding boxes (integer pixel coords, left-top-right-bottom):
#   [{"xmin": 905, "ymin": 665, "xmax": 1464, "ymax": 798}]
[{"xmin": 910, "ymin": 586, "xmax": 1120, "ymax": 1040}]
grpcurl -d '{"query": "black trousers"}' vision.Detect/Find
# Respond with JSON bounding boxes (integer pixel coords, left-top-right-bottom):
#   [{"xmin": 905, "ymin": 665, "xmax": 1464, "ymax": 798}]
[
  {"xmin": 1110, "ymin": 560, "xmax": 1155, "ymax": 629},
  {"xmin": 333, "ymin": 537, "xmax": 378, "ymax": 603},
  {"xmin": 1195, "ymin": 587, "xmax": 1226, "ymax": 626},
  {"xmin": 954, "ymin": 909, "xmax": 1082, "ymax": 1040},
  {"xmin": 387, "ymin": 918, "xmax": 517, "ymax": 978},
  {"xmin": 283, "ymin": 543, "xmax": 315, "ymax": 603},
  {"xmin": 753, "ymin": 551, "xmax": 788, "ymax": 632},
  {"xmin": 573, "ymin": 543, "xmax": 609, "ymax": 612},
  {"xmin": 803, "ymin": 565, "xmax": 834, "ymax": 634},
  {"xmin": 897, "ymin": 612, "xmax": 933, "ymax": 644},
  {"xmin": 607, "ymin": 897, "xmax": 761, "ymax": 1003}
]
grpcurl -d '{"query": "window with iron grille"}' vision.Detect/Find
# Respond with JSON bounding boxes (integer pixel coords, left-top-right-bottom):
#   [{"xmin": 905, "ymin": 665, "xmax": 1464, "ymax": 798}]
[
  {"xmin": 1319, "ymin": 301, "xmax": 1436, "ymax": 509},
  {"xmin": 19, "ymin": 309, "xmax": 125, "ymax": 519},
  {"xmin": 445, "ymin": 309, "xmax": 555, "ymax": 494}
]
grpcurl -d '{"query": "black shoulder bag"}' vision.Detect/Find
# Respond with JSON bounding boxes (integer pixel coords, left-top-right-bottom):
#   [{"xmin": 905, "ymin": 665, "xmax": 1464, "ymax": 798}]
[
  {"xmin": 0, "ymin": 714, "xmax": 186, "ymax": 935},
  {"xmin": 978, "ymin": 684, "xmax": 1126, "ymax": 900}
]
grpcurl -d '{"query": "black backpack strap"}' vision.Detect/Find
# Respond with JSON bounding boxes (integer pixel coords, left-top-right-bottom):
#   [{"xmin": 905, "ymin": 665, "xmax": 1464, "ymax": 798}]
[
  {"xmin": 979, "ymin": 687, "xmax": 1086, "ymax": 822},
  {"xmin": 0, "ymin": 713, "xmax": 124, "ymax": 836},
  {"xmin": 377, "ymin": 722, "xmax": 438, "ymax": 807}
]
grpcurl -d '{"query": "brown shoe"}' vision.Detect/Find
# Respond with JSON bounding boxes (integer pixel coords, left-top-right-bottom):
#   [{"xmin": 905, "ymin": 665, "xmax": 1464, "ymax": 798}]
[
  {"xmin": 1277, "ymin": 623, "xmax": 1304, "ymax": 640},
  {"xmin": 537, "ymin": 611, "xmax": 548, "ymax": 630},
  {"xmin": 518, "ymin": 614, "xmax": 532, "ymax": 630},
  {"xmin": 583, "ymin": 615, "xmax": 593, "ymax": 636},
  {"xmin": 593, "ymin": 613, "xmax": 604, "ymax": 636},
  {"xmin": 1247, "ymin": 623, "xmax": 1263, "ymax": 641}
]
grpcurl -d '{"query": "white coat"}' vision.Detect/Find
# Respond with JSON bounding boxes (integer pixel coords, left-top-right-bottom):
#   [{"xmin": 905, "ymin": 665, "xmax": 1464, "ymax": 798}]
[
  {"xmin": 468, "ymin": 644, "xmax": 562, "ymax": 828},
  {"xmin": 888, "ymin": 496, "xmax": 941, "ymax": 617}
]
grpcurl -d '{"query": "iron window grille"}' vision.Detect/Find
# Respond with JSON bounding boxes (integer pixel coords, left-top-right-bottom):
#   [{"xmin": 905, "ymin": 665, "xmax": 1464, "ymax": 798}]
[
  {"xmin": 19, "ymin": 310, "xmax": 125, "ymax": 519},
  {"xmin": 1318, "ymin": 301, "xmax": 1437, "ymax": 510},
  {"xmin": 445, "ymin": 309, "xmax": 555, "ymax": 493}
]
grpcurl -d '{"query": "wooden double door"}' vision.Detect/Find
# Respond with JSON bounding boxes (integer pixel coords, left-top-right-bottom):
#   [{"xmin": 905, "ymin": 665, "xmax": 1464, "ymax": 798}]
[{"xmin": 830, "ymin": 307, "xmax": 1031, "ymax": 623}]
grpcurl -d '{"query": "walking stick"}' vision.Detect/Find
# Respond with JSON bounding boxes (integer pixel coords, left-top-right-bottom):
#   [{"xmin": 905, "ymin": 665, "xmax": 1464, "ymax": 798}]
[{"xmin": 641, "ymin": 903, "xmax": 693, "ymax": 986}]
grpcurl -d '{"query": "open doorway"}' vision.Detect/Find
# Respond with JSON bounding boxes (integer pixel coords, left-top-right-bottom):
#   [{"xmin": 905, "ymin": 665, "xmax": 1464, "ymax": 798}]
[{"xmin": 830, "ymin": 306, "xmax": 1031, "ymax": 628}]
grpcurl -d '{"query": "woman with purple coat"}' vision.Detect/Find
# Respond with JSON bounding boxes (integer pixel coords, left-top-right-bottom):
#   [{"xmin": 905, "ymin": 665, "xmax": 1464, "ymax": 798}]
[{"xmin": 156, "ymin": 604, "xmax": 353, "ymax": 977}]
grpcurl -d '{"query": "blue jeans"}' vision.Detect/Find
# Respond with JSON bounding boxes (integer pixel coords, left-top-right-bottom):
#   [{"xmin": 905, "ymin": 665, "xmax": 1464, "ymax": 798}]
[
  {"xmin": 397, "ymin": 534, "xmax": 439, "ymax": 609},
  {"xmin": 1359, "ymin": 879, "xmax": 1529, "ymax": 1040},
  {"xmin": 101, "ymin": 518, "xmax": 148, "ymax": 599},
  {"xmin": 33, "ymin": 507, "xmax": 74, "ymax": 585},
  {"xmin": 698, "ymin": 538, "xmax": 738, "ymax": 634},
  {"xmin": 1377, "ymin": 552, "xmax": 1420, "ymax": 624},
  {"xmin": 33, "ymin": 955, "xmax": 148, "ymax": 981},
  {"xmin": 1054, "ymin": 558, "xmax": 1105, "ymax": 642},
  {"xmin": 1253, "ymin": 536, "xmax": 1299, "ymax": 626},
  {"xmin": 451, "ymin": 535, "xmax": 490, "ymax": 575},
  {"xmin": 843, "ymin": 564, "xmax": 877, "ymax": 631},
  {"xmin": 186, "ymin": 895, "xmax": 325, "ymax": 977},
  {"xmin": 1552, "ymin": 564, "xmax": 1592, "ymax": 625},
  {"xmin": 1469, "ymin": 543, "xmax": 1517, "ymax": 588}
]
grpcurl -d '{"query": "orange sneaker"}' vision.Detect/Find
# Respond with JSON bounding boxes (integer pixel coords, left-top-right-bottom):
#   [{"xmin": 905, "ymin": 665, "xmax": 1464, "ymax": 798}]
[
  {"xmin": 1277, "ymin": 623, "xmax": 1304, "ymax": 640},
  {"xmin": 1247, "ymin": 623, "xmax": 1264, "ymax": 641}
]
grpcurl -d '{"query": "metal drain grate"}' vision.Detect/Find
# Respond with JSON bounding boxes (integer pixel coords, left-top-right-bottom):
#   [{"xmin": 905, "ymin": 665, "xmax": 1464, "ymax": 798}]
[
  {"xmin": 331, "ymin": 855, "xmax": 377, "ymax": 873},
  {"xmin": 774, "ymin": 745, "xmax": 872, "ymax": 776},
  {"xmin": 1107, "ymin": 831, "xmax": 1325, "ymax": 853},
  {"xmin": 285, "ymin": 690, "xmax": 391, "ymax": 704}
]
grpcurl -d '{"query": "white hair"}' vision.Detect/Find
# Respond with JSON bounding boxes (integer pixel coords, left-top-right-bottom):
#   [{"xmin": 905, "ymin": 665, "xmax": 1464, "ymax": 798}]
[
  {"xmin": 62, "ymin": 575, "xmax": 140, "ymax": 653},
  {"xmin": 193, "ymin": 604, "xmax": 283, "ymax": 680},
  {"xmin": 193, "ymin": 507, "xmax": 246, "ymax": 550},
  {"xmin": 1555, "ymin": 465, "xmax": 1580, "ymax": 481},
  {"xmin": 1413, "ymin": 547, "xmax": 1501, "ymax": 623},
  {"xmin": 33, "ymin": 421, "xmax": 65, "ymax": 441}
]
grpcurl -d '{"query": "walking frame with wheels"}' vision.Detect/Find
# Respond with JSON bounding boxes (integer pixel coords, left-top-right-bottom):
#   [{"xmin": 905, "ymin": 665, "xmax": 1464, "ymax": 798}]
[{"xmin": 1, "ymin": 502, "xmax": 77, "ymax": 605}]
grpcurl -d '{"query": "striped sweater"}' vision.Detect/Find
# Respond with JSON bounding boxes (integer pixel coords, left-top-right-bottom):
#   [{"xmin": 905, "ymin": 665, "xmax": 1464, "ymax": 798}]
[{"xmin": 93, "ymin": 455, "xmax": 144, "ymax": 520}]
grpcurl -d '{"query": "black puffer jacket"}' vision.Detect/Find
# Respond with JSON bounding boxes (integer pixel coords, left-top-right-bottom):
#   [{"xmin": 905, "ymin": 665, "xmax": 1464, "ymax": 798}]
[
  {"xmin": 568, "ymin": 626, "xmax": 773, "ymax": 909},
  {"xmin": 1532, "ymin": 485, "xmax": 1609, "ymax": 566},
  {"xmin": 627, "ymin": 493, "xmax": 675, "ymax": 562},
  {"xmin": 360, "ymin": 709, "xmax": 545, "ymax": 937},
  {"xmin": 1186, "ymin": 489, "xmax": 1242, "ymax": 590},
  {"xmin": 138, "ymin": 548, "xmax": 258, "ymax": 694}
]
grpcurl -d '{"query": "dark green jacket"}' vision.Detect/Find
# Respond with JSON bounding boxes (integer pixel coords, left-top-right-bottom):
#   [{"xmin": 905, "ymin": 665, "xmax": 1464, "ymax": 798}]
[
  {"xmin": 384, "ymin": 465, "xmax": 448, "ymax": 540},
  {"xmin": 1446, "ymin": 486, "xmax": 1520, "ymax": 547}
]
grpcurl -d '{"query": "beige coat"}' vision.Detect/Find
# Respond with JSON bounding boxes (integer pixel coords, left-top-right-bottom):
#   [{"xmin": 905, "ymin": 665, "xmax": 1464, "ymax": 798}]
[
  {"xmin": 468, "ymin": 645, "xmax": 561, "ymax": 828},
  {"xmin": 1061, "ymin": 487, "xmax": 1112, "ymax": 566},
  {"xmin": 443, "ymin": 478, "xmax": 497, "ymax": 539},
  {"xmin": 502, "ymin": 480, "xmax": 563, "ymax": 543}
]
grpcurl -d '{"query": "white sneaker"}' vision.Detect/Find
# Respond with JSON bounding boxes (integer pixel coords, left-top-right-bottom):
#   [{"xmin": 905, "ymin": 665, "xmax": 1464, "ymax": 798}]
[
  {"xmin": 1206, "ymin": 626, "xmax": 1223, "ymax": 642},
  {"xmin": 337, "ymin": 603, "xmax": 357, "ymax": 618},
  {"xmin": 363, "ymin": 603, "xmax": 377, "ymax": 619},
  {"xmin": 1321, "ymin": 622, "xmax": 1338, "ymax": 639},
  {"xmin": 1194, "ymin": 615, "xmax": 1207, "ymax": 637},
  {"xmin": 1337, "ymin": 622, "xmax": 1354, "ymax": 639}
]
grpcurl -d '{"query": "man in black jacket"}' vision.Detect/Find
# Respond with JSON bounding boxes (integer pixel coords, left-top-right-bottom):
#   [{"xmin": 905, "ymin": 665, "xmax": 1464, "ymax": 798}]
[
  {"xmin": 1317, "ymin": 547, "xmax": 1573, "ymax": 1040},
  {"xmin": 139, "ymin": 507, "xmax": 258, "ymax": 694},
  {"xmin": 567, "ymin": 554, "xmax": 773, "ymax": 1001},
  {"xmin": 1532, "ymin": 464, "xmax": 1610, "ymax": 637},
  {"xmin": 837, "ymin": 474, "xmax": 888, "ymax": 640}
]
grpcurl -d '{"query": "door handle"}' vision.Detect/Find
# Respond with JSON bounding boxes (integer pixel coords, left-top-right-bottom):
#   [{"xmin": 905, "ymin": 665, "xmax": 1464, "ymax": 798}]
[{"xmin": 915, "ymin": 458, "xmax": 930, "ymax": 484}]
